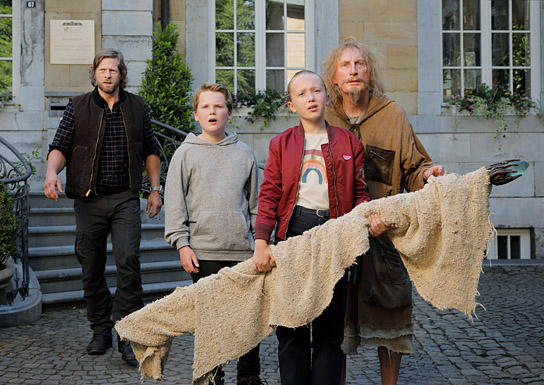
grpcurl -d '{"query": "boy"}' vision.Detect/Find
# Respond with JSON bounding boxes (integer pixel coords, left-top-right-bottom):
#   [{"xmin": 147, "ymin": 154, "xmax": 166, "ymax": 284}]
[{"xmin": 164, "ymin": 83, "xmax": 263, "ymax": 385}]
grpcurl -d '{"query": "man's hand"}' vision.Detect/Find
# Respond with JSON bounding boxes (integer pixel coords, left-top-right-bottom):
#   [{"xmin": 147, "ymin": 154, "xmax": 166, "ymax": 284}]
[
  {"xmin": 252, "ymin": 239, "xmax": 276, "ymax": 273},
  {"xmin": 367, "ymin": 213, "xmax": 396, "ymax": 237},
  {"xmin": 146, "ymin": 190, "xmax": 162, "ymax": 218},
  {"xmin": 179, "ymin": 246, "xmax": 199, "ymax": 273},
  {"xmin": 423, "ymin": 165, "xmax": 447, "ymax": 181},
  {"xmin": 43, "ymin": 150, "xmax": 66, "ymax": 201},
  {"xmin": 44, "ymin": 170, "xmax": 63, "ymax": 201}
]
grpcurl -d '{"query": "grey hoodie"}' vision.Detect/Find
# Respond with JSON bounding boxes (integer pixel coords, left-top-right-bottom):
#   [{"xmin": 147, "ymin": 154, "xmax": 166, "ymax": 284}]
[{"xmin": 164, "ymin": 132, "xmax": 259, "ymax": 261}]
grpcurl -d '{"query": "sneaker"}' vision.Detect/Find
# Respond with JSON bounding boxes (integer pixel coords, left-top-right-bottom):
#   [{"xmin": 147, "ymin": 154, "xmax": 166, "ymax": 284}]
[
  {"xmin": 118, "ymin": 340, "xmax": 138, "ymax": 367},
  {"xmin": 86, "ymin": 334, "xmax": 112, "ymax": 355},
  {"xmin": 237, "ymin": 376, "xmax": 268, "ymax": 385}
]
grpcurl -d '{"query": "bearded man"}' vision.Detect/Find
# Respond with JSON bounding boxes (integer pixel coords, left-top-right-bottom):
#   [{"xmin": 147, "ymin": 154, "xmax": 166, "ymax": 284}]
[
  {"xmin": 323, "ymin": 38, "xmax": 446, "ymax": 385},
  {"xmin": 44, "ymin": 49, "xmax": 162, "ymax": 366}
]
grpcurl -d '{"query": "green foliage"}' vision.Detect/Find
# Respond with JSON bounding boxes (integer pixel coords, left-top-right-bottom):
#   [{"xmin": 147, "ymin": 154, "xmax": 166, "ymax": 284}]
[
  {"xmin": 0, "ymin": 3, "xmax": 13, "ymax": 102},
  {"xmin": 13, "ymin": 136, "xmax": 47, "ymax": 175},
  {"xmin": 0, "ymin": 90, "xmax": 10, "ymax": 111},
  {"xmin": 215, "ymin": 0, "xmax": 255, "ymax": 93},
  {"xmin": 234, "ymin": 89, "xmax": 292, "ymax": 126},
  {"xmin": 140, "ymin": 23, "xmax": 194, "ymax": 138},
  {"xmin": 0, "ymin": 181, "xmax": 19, "ymax": 265},
  {"xmin": 447, "ymin": 84, "xmax": 539, "ymax": 140}
]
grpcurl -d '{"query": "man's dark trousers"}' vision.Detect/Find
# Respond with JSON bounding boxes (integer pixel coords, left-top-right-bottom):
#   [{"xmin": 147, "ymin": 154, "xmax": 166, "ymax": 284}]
[{"xmin": 74, "ymin": 189, "xmax": 144, "ymax": 336}]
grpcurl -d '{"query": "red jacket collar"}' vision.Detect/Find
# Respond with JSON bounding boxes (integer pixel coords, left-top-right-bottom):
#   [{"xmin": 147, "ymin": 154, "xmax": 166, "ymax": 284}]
[{"xmin": 294, "ymin": 121, "xmax": 336, "ymax": 141}]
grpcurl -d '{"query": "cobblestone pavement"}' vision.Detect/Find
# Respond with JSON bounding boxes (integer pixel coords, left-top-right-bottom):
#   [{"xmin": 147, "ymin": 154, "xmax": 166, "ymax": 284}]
[{"xmin": 1, "ymin": 263, "xmax": 543, "ymax": 385}]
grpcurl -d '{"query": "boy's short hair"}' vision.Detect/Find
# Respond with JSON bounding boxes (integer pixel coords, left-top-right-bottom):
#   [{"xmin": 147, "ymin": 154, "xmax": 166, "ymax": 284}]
[{"xmin": 193, "ymin": 83, "xmax": 233, "ymax": 112}]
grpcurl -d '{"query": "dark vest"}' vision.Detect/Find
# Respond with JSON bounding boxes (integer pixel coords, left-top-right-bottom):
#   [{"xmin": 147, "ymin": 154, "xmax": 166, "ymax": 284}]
[{"xmin": 65, "ymin": 90, "xmax": 146, "ymax": 198}]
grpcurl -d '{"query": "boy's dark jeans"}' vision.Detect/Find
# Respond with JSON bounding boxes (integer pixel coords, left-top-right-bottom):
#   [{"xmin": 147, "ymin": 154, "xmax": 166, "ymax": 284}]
[
  {"xmin": 191, "ymin": 260, "xmax": 261, "ymax": 381},
  {"xmin": 74, "ymin": 190, "xmax": 144, "ymax": 336},
  {"xmin": 275, "ymin": 206, "xmax": 348, "ymax": 385}
]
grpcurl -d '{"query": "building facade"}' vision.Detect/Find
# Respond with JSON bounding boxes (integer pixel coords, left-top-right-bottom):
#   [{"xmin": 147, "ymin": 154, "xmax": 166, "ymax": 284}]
[{"xmin": 0, "ymin": 0, "xmax": 542, "ymax": 259}]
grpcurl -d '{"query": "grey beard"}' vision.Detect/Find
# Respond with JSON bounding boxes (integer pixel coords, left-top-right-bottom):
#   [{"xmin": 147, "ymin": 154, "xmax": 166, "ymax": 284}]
[{"xmin": 348, "ymin": 87, "xmax": 361, "ymax": 104}]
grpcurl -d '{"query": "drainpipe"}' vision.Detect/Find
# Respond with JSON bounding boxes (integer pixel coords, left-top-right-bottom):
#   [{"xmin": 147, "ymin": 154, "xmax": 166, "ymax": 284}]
[{"xmin": 161, "ymin": 0, "xmax": 170, "ymax": 29}]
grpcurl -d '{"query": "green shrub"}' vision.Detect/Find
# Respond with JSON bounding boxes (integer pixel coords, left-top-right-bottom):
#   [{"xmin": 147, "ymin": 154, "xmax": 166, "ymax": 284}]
[
  {"xmin": 140, "ymin": 23, "xmax": 194, "ymax": 139},
  {"xmin": 0, "ymin": 182, "xmax": 19, "ymax": 265}
]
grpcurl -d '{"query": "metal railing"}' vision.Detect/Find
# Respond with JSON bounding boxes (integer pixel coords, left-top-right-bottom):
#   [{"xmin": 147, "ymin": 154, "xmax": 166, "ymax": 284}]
[
  {"xmin": 0, "ymin": 135, "xmax": 32, "ymax": 303},
  {"xmin": 141, "ymin": 119, "xmax": 265, "ymax": 194},
  {"xmin": 141, "ymin": 119, "xmax": 189, "ymax": 195}
]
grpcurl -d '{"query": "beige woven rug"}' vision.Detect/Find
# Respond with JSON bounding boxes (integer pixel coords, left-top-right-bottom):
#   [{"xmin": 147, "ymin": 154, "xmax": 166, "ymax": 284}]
[{"xmin": 115, "ymin": 167, "xmax": 493, "ymax": 384}]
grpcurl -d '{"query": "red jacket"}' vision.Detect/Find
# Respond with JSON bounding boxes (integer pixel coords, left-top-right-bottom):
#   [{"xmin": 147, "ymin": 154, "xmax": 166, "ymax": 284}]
[{"xmin": 255, "ymin": 122, "xmax": 370, "ymax": 242}]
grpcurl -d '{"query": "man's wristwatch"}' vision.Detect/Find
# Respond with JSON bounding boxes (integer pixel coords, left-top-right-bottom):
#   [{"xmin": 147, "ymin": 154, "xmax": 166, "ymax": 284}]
[{"xmin": 151, "ymin": 185, "xmax": 163, "ymax": 193}]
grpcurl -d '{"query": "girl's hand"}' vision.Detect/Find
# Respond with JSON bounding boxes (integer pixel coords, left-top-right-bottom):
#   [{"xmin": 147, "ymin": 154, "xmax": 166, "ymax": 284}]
[
  {"xmin": 367, "ymin": 213, "xmax": 396, "ymax": 237},
  {"xmin": 253, "ymin": 239, "xmax": 276, "ymax": 272}
]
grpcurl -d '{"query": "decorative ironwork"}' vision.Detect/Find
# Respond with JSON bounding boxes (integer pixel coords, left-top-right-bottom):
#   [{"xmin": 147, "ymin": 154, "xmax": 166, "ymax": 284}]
[
  {"xmin": 141, "ymin": 119, "xmax": 189, "ymax": 195},
  {"xmin": 0, "ymin": 136, "xmax": 32, "ymax": 303},
  {"xmin": 141, "ymin": 119, "xmax": 264, "ymax": 195}
]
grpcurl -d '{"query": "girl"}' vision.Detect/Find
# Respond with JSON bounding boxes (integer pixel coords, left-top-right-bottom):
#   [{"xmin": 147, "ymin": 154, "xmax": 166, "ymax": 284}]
[{"xmin": 252, "ymin": 70, "xmax": 370, "ymax": 385}]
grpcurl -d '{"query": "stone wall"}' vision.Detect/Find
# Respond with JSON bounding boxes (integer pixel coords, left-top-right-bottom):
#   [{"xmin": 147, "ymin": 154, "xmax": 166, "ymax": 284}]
[
  {"xmin": 1, "ymin": 0, "xmax": 541, "ymax": 259},
  {"xmin": 338, "ymin": 0, "xmax": 418, "ymax": 114},
  {"xmin": 0, "ymin": 0, "xmax": 155, "ymax": 190},
  {"xmin": 101, "ymin": 0, "xmax": 153, "ymax": 94},
  {"xmin": 154, "ymin": 0, "xmax": 187, "ymax": 58}
]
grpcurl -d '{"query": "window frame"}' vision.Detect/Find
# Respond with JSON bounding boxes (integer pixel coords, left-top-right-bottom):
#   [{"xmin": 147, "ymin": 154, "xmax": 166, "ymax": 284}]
[
  {"xmin": 441, "ymin": 0, "xmax": 540, "ymax": 103},
  {"xmin": 207, "ymin": 0, "xmax": 315, "ymax": 93},
  {"xmin": 487, "ymin": 228, "xmax": 532, "ymax": 260},
  {"xmin": 0, "ymin": 0, "xmax": 19, "ymax": 99}
]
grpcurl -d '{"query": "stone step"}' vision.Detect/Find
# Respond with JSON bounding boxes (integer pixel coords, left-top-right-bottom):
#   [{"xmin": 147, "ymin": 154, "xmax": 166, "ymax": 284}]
[
  {"xmin": 29, "ymin": 207, "xmax": 76, "ymax": 226},
  {"xmin": 27, "ymin": 192, "xmax": 189, "ymax": 309},
  {"xmin": 41, "ymin": 279, "xmax": 193, "ymax": 309},
  {"xmin": 29, "ymin": 191, "xmax": 72, "ymax": 209},
  {"xmin": 28, "ymin": 223, "xmax": 166, "ymax": 248},
  {"xmin": 36, "ymin": 260, "xmax": 190, "ymax": 295},
  {"xmin": 29, "ymin": 240, "xmax": 178, "ymax": 271}
]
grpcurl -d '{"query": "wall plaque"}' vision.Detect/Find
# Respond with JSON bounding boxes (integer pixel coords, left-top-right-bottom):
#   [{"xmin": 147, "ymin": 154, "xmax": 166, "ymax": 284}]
[{"xmin": 50, "ymin": 20, "xmax": 95, "ymax": 64}]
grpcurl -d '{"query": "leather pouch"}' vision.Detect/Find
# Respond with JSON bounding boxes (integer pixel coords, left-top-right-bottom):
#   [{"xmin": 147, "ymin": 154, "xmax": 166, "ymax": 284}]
[{"xmin": 363, "ymin": 235, "xmax": 412, "ymax": 309}]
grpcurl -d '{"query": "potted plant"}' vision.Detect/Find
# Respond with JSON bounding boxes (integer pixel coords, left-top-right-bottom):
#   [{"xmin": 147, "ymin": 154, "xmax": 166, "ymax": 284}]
[{"xmin": 0, "ymin": 181, "xmax": 18, "ymax": 304}]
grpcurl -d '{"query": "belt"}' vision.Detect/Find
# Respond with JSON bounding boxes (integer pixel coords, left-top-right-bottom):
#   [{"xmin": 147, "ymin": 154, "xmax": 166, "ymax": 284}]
[
  {"xmin": 94, "ymin": 186, "xmax": 130, "ymax": 196},
  {"xmin": 294, "ymin": 205, "xmax": 330, "ymax": 218}
]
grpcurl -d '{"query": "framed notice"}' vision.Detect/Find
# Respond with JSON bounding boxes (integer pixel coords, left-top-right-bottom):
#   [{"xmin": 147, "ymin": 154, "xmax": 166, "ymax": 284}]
[{"xmin": 50, "ymin": 20, "xmax": 95, "ymax": 64}]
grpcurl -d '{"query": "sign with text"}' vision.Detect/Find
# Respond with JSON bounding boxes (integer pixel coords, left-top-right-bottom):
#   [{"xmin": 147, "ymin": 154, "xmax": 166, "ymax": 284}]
[{"xmin": 50, "ymin": 20, "xmax": 95, "ymax": 64}]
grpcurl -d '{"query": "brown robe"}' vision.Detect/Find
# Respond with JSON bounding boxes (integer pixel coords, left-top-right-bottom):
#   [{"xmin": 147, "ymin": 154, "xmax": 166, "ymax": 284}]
[{"xmin": 326, "ymin": 95, "xmax": 434, "ymax": 352}]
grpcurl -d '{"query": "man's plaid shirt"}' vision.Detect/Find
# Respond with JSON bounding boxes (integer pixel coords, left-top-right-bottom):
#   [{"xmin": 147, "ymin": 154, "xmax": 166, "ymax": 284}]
[{"xmin": 49, "ymin": 88, "xmax": 160, "ymax": 193}]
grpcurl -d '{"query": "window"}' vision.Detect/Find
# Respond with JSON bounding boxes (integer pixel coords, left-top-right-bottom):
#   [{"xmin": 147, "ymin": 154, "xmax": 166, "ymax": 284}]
[
  {"xmin": 487, "ymin": 229, "xmax": 531, "ymax": 259},
  {"xmin": 209, "ymin": 0, "xmax": 314, "ymax": 94},
  {"xmin": 0, "ymin": 0, "xmax": 12, "ymax": 97},
  {"xmin": 442, "ymin": 0, "xmax": 540, "ymax": 102}
]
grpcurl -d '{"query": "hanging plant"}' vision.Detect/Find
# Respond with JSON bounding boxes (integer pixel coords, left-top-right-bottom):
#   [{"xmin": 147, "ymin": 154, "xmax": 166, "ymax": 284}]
[
  {"xmin": 447, "ymin": 84, "xmax": 539, "ymax": 140},
  {"xmin": 233, "ymin": 89, "xmax": 292, "ymax": 126}
]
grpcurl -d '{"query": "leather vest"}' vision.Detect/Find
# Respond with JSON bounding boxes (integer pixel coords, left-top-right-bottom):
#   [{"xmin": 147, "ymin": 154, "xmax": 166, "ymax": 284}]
[{"xmin": 65, "ymin": 90, "xmax": 146, "ymax": 198}]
